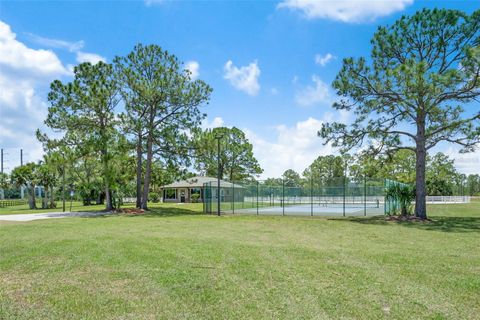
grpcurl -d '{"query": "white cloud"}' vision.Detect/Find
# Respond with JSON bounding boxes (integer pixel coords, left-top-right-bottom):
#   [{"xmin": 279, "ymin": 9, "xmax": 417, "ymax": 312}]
[
  {"xmin": 24, "ymin": 30, "xmax": 105, "ymax": 66},
  {"xmin": 315, "ymin": 53, "xmax": 335, "ymax": 66},
  {"xmin": 245, "ymin": 115, "xmax": 347, "ymax": 178},
  {"xmin": 185, "ymin": 60, "xmax": 200, "ymax": 80},
  {"xmin": 76, "ymin": 51, "xmax": 106, "ymax": 64},
  {"xmin": 26, "ymin": 33, "xmax": 84, "ymax": 52},
  {"xmin": 202, "ymin": 117, "xmax": 225, "ymax": 130},
  {"xmin": 278, "ymin": 0, "xmax": 413, "ymax": 23},
  {"xmin": 223, "ymin": 60, "xmax": 260, "ymax": 96},
  {"xmin": 295, "ymin": 75, "xmax": 333, "ymax": 107},
  {"xmin": 444, "ymin": 146, "xmax": 480, "ymax": 176},
  {"xmin": 0, "ymin": 20, "xmax": 69, "ymax": 169},
  {"xmin": 0, "ymin": 21, "xmax": 69, "ymax": 77}
]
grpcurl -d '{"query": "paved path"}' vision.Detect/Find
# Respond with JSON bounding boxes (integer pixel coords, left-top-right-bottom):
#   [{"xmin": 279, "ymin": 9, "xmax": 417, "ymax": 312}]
[{"xmin": 0, "ymin": 211, "xmax": 109, "ymax": 222}]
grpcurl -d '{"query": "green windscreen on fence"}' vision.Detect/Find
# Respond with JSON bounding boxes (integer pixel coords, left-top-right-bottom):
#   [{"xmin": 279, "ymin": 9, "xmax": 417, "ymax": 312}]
[{"xmin": 203, "ymin": 177, "xmax": 403, "ymax": 217}]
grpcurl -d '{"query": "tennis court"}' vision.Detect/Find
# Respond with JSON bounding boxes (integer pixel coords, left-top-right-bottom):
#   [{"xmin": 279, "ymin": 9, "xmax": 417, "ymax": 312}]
[
  {"xmin": 203, "ymin": 177, "xmax": 401, "ymax": 217},
  {"xmin": 235, "ymin": 202, "xmax": 384, "ymax": 216}
]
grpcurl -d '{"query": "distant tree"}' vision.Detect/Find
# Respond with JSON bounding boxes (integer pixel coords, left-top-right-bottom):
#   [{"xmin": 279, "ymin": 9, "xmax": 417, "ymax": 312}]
[
  {"xmin": 302, "ymin": 155, "xmax": 345, "ymax": 185},
  {"xmin": 0, "ymin": 172, "xmax": 9, "ymax": 200},
  {"xmin": 466, "ymin": 174, "xmax": 480, "ymax": 196},
  {"xmin": 115, "ymin": 44, "xmax": 212, "ymax": 210},
  {"xmin": 36, "ymin": 161, "xmax": 57, "ymax": 209},
  {"xmin": 10, "ymin": 163, "xmax": 39, "ymax": 209},
  {"xmin": 426, "ymin": 153, "xmax": 459, "ymax": 196},
  {"xmin": 351, "ymin": 150, "xmax": 416, "ymax": 183},
  {"xmin": 264, "ymin": 177, "xmax": 283, "ymax": 186},
  {"xmin": 282, "ymin": 169, "xmax": 302, "ymax": 187},
  {"xmin": 46, "ymin": 62, "xmax": 120, "ymax": 210},
  {"xmin": 320, "ymin": 9, "xmax": 480, "ymax": 219},
  {"xmin": 193, "ymin": 127, "xmax": 263, "ymax": 181},
  {"xmin": 351, "ymin": 150, "xmax": 462, "ymax": 195}
]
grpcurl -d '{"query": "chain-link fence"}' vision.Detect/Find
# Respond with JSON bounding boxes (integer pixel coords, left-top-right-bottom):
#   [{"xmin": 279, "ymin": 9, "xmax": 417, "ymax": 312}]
[{"xmin": 203, "ymin": 177, "xmax": 398, "ymax": 217}]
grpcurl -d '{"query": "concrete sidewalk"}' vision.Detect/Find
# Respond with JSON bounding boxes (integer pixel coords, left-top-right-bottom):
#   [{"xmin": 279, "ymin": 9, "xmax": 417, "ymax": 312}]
[{"xmin": 0, "ymin": 211, "xmax": 110, "ymax": 222}]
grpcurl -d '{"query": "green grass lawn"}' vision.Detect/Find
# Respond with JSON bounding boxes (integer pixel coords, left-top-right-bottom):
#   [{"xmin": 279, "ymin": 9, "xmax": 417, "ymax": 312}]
[
  {"xmin": 0, "ymin": 202, "xmax": 479, "ymax": 319},
  {"xmin": 0, "ymin": 201, "xmax": 204, "ymax": 215}
]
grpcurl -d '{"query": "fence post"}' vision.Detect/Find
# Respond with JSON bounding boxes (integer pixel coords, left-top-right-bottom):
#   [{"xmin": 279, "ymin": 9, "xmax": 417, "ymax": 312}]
[
  {"xmin": 310, "ymin": 176, "xmax": 313, "ymax": 216},
  {"xmin": 232, "ymin": 181, "xmax": 235, "ymax": 214},
  {"xmin": 256, "ymin": 181, "xmax": 259, "ymax": 215},
  {"xmin": 364, "ymin": 175, "xmax": 367, "ymax": 216},
  {"xmin": 384, "ymin": 179, "xmax": 387, "ymax": 215},
  {"xmin": 343, "ymin": 169, "xmax": 346, "ymax": 217},
  {"xmin": 282, "ymin": 179, "xmax": 285, "ymax": 216}
]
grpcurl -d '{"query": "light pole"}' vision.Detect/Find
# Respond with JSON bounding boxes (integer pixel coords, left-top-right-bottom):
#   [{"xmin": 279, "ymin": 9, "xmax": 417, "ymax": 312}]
[{"xmin": 215, "ymin": 133, "xmax": 224, "ymax": 216}]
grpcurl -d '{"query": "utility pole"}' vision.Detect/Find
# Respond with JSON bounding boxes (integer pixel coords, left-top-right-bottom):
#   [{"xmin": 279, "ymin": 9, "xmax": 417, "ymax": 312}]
[{"xmin": 1, "ymin": 148, "xmax": 3, "ymax": 174}]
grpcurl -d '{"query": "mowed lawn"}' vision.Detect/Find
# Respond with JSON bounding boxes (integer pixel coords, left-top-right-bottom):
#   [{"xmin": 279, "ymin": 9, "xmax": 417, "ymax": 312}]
[{"xmin": 0, "ymin": 202, "xmax": 479, "ymax": 319}]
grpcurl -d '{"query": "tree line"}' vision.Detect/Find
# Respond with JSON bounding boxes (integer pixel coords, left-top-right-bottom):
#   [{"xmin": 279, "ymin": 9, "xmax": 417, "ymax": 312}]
[
  {"xmin": 1, "ymin": 9, "xmax": 478, "ymax": 220},
  {"xmin": 264, "ymin": 151, "xmax": 480, "ymax": 197},
  {"xmin": 0, "ymin": 44, "xmax": 262, "ymax": 210}
]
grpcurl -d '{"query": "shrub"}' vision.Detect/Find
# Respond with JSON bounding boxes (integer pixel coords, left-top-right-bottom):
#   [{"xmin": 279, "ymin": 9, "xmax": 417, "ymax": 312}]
[
  {"xmin": 191, "ymin": 194, "xmax": 200, "ymax": 203},
  {"xmin": 150, "ymin": 193, "xmax": 160, "ymax": 203},
  {"xmin": 385, "ymin": 183, "xmax": 415, "ymax": 216}
]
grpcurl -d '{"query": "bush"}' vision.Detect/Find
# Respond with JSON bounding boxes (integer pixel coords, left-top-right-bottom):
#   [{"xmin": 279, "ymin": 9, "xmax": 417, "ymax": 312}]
[
  {"xmin": 191, "ymin": 194, "xmax": 200, "ymax": 203},
  {"xmin": 150, "ymin": 193, "xmax": 160, "ymax": 203},
  {"xmin": 385, "ymin": 183, "xmax": 415, "ymax": 216}
]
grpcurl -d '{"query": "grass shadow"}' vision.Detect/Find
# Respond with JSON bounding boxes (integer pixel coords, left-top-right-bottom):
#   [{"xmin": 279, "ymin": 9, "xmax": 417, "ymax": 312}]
[
  {"xmin": 84, "ymin": 205, "xmax": 204, "ymax": 219},
  {"xmin": 141, "ymin": 206, "xmax": 203, "ymax": 217},
  {"xmin": 333, "ymin": 215, "xmax": 480, "ymax": 233}
]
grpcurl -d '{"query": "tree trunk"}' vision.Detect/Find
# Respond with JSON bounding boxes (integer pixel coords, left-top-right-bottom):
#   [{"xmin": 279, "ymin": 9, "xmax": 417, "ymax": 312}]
[
  {"xmin": 105, "ymin": 186, "xmax": 113, "ymax": 211},
  {"xmin": 50, "ymin": 185, "xmax": 56, "ymax": 208},
  {"xmin": 101, "ymin": 149, "xmax": 113, "ymax": 211},
  {"xmin": 29, "ymin": 185, "xmax": 37, "ymax": 209},
  {"xmin": 136, "ymin": 132, "xmax": 143, "ymax": 208},
  {"xmin": 62, "ymin": 167, "xmax": 66, "ymax": 212},
  {"xmin": 141, "ymin": 132, "xmax": 153, "ymax": 210},
  {"xmin": 43, "ymin": 186, "xmax": 48, "ymax": 209},
  {"xmin": 415, "ymin": 121, "xmax": 427, "ymax": 219}
]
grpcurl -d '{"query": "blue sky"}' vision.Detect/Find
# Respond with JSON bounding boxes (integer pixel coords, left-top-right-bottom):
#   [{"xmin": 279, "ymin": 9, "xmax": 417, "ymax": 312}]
[{"xmin": 0, "ymin": 0, "xmax": 478, "ymax": 177}]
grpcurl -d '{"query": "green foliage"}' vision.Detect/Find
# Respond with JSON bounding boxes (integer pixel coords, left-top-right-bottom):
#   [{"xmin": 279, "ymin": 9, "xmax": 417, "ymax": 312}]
[
  {"xmin": 466, "ymin": 174, "xmax": 480, "ymax": 196},
  {"xmin": 46, "ymin": 61, "xmax": 120, "ymax": 210},
  {"xmin": 282, "ymin": 169, "xmax": 301, "ymax": 187},
  {"xmin": 10, "ymin": 163, "xmax": 39, "ymax": 209},
  {"xmin": 114, "ymin": 44, "xmax": 212, "ymax": 209},
  {"xmin": 351, "ymin": 150, "xmax": 465, "ymax": 196},
  {"xmin": 0, "ymin": 173, "xmax": 9, "ymax": 190},
  {"xmin": 425, "ymin": 153, "xmax": 458, "ymax": 196},
  {"xmin": 385, "ymin": 183, "xmax": 415, "ymax": 216},
  {"xmin": 320, "ymin": 9, "xmax": 480, "ymax": 219},
  {"xmin": 1, "ymin": 203, "xmax": 479, "ymax": 318},
  {"xmin": 150, "ymin": 193, "xmax": 160, "ymax": 203},
  {"xmin": 36, "ymin": 162, "xmax": 57, "ymax": 209},
  {"xmin": 302, "ymin": 155, "xmax": 346, "ymax": 184},
  {"xmin": 193, "ymin": 126, "xmax": 262, "ymax": 182},
  {"xmin": 191, "ymin": 193, "xmax": 200, "ymax": 203}
]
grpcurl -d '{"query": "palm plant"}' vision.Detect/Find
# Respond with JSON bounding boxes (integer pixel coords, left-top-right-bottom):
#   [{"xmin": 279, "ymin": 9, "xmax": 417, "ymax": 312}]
[{"xmin": 385, "ymin": 183, "xmax": 415, "ymax": 216}]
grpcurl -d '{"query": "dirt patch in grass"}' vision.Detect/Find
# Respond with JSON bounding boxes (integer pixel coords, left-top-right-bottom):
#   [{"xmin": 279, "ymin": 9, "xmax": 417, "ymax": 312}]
[
  {"xmin": 386, "ymin": 215, "xmax": 432, "ymax": 223},
  {"xmin": 116, "ymin": 208, "xmax": 145, "ymax": 215}
]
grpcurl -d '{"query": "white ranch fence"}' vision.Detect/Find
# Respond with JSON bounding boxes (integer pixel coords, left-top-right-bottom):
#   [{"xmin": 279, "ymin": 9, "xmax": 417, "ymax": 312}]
[{"xmin": 426, "ymin": 196, "xmax": 470, "ymax": 204}]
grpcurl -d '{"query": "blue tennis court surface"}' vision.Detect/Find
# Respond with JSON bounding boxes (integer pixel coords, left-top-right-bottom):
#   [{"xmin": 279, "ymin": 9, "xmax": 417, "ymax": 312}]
[{"xmin": 232, "ymin": 204, "xmax": 385, "ymax": 216}]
